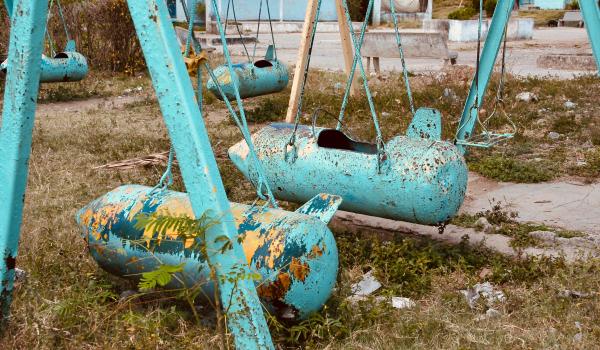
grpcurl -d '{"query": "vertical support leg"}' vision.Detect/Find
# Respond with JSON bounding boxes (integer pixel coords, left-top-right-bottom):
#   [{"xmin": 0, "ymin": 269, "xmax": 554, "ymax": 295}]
[
  {"xmin": 285, "ymin": 0, "xmax": 319, "ymax": 123},
  {"xmin": 0, "ymin": 0, "xmax": 49, "ymax": 320},
  {"xmin": 126, "ymin": 1, "xmax": 273, "ymax": 349},
  {"xmin": 454, "ymin": 0, "xmax": 515, "ymax": 153},
  {"xmin": 366, "ymin": 57, "xmax": 371, "ymax": 74},
  {"xmin": 373, "ymin": 56, "xmax": 381, "ymax": 75},
  {"xmin": 336, "ymin": 0, "xmax": 358, "ymax": 96},
  {"xmin": 580, "ymin": 0, "xmax": 600, "ymax": 76}
]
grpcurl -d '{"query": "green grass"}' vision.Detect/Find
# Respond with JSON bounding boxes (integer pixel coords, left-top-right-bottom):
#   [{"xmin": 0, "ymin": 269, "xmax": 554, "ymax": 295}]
[
  {"xmin": 1, "ymin": 69, "xmax": 599, "ymax": 349},
  {"xmin": 468, "ymin": 155, "xmax": 555, "ymax": 183}
]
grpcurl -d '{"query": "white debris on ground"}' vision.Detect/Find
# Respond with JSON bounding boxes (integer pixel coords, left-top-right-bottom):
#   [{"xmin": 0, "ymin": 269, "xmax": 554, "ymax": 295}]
[
  {"xmin": 564, "ymin": 100, "xmax": 576, "ymax": 109},
  {"xmin": 347, "ymin": 271, "xmax": 417, "ymax": 309},
  {"xmin": 574, "ymin": 322, "xmax": 584, "ymax": 342},
  {"xmin": 460, "ymin": 282, "xmax": 506, "ymax": 309},
  {"xmin": 516, "ymin": 91, "xmax": 538, "ymax": 102},
  {"xmin": 391, "ymin": 297, "xmax": 416, "ymax": 309},
  {"xmin": 351, "ymin": 270, "xmax": 382, "ymax": 297}
]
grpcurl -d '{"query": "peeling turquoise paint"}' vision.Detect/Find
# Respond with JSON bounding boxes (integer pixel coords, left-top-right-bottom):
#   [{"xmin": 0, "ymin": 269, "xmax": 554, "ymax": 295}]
[
  {"xmin": 229, "ymin": 122, "xmax": 468, "ymax": 225},
  {"xmin": 207, "ymin": 56, "xmax": 289, "ymax": 100},
  {"xmin": 0, "ymin": 0, "xmax": 49, "ymax": 320},
  {"xmin": 76, "ymin": 185, "xmax": 340, "ymax": 319},
  {"xmin": 126, "ymin": 0, "xmax": 275, "ymax": 347}
]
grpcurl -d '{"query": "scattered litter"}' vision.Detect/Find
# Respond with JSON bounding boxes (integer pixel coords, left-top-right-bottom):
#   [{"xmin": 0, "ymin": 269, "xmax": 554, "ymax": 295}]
[
  {"xmin": 391, "ymin": 297, "xmax": 416, "ymax": 309},
  {"xmin": 564, "ymin": 100, "xmax": 576, "ymax": 109},
  {"xmin": 381, "ymin": 112, "xmax": 391, "ymax": 117},
  {"xmin": 558, "ymin": 290, "xmax": 591, "ymax": 299},
  {"xmin": 516, "ymin": 91, "xmax": 538, "ymax": 102},
  {"xmin": 333, "ymin": 82, "xmax": 343, "ymax": 91},
  {"xmin": 461, "ymin": 282, "xmax": 506, "ymax": 309},
  {"xmin": 548, "ymin": 131, "xmax": 561, "ymax": 140},
  {"xmin": 475, "ymin": 308, "xmax": 501, "ymax": 321},
  {"xmin": 351, "ymin": 271, "xmax": 382, "ymax": 297}
]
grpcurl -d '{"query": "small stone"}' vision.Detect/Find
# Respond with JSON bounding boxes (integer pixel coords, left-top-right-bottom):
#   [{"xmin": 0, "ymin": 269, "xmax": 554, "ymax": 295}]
[
  {"xmin": 516, "ymin": 92, "xmax": 538, "ymax": 102},
  {"xmin": 443, "ymin": 88, "xmax": 458, "ymax": 101},
  {"xmin": 576, "ymin": 161, "xmax": 588, "ymax": 167},
  {"xmin": 548, "ymin": 131, "xmax": 561, "ymax": 140},
  {"xmin": 564, "ymin": 100, "xmax": 576, "ymax": 109},
  {"xmin": 528, "ymin": 230, "xmax": 557, "ymax": 242},
  {"xmin": 382, "ymin": 112, "xmax": 391, "ymax": 117}
]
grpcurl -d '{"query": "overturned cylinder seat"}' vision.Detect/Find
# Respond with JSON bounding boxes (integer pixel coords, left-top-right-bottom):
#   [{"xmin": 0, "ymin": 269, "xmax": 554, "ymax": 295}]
[
  {"xmin": 229, "ymin": 109, "xmax": 469, "ymax": 225},
  {"xmin": 207, "ymin": 47, "xmax": 289, "ymax": 100},
  {"xmin": 76, "ymin": 185, "xmax": 341, "ymax": 319}
]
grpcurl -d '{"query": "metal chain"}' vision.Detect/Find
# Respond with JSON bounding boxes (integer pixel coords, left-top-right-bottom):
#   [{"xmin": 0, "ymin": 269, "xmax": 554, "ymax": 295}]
[{"xmin": 389, "ymin": 0, "xmax": 415, "ymax": 116}]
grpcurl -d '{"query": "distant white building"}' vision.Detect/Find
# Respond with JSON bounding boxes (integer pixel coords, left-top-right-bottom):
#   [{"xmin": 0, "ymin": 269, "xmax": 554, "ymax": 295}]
[{"xmin": 519, "ymin": 0, "xmax": 569, "ymax": 10}]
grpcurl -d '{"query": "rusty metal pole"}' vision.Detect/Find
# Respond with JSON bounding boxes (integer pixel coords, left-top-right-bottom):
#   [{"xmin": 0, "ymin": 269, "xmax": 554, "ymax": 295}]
[
  {"xmin": 126, "ymin": 0, "xmax": 274, "ymax": 348},
  {"xmin": 0, "ymin": 0, "xmax": 49, "ymax": 320}
]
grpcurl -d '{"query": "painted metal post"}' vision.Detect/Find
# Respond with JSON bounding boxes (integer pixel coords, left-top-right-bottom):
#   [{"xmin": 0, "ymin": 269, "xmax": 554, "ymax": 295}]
[
  {"xmin": 126, "ymin": 1, "xmax": 274, "ymax": 349},
  {"xmin": 455, "ymin": 0, "xmax": 515, "ymax": 153},
  {"xmin": 0, "ymin": 0, "xmax": 49, "ymax": 320},
  {"xmin": 580, "ymin": 0, "xmax": 600, "ymax": 75},
  {"xmin": 3, "ymin": 0, "xmax": 13, "ymax": 17}
]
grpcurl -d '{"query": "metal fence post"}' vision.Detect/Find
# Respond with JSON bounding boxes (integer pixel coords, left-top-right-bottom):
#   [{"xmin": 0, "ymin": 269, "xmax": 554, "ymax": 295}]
[
  {"xmin": 0, "ymin": 0, "xmax": 49, "ymax": 320},
  {"xmin": 126, "ymin": 1, "xmax": 274, "ymax": 348},
  {"xmin": 580, "ymin": 0, "xmax": 600, "ymax": 76},
  {"xmin": 455, "ymin": 0, "xmax": 515, "ymax": 153}
]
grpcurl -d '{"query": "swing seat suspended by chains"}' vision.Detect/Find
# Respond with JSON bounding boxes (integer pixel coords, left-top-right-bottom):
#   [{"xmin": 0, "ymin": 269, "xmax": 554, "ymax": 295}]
[
  {"xmin": 1, "ymin": 40, "xmax": 88, "ymax": 83},
  {"xmin": 229, "ymin": 108, "xmax": 469, "ymax": 225},
  {"xmin": 76, "ymin": 185, "xmax": 342, "ymax": 319},
  {"xmin": 207, "ymin": 45, "xmax": 289, "ymax": 100}
]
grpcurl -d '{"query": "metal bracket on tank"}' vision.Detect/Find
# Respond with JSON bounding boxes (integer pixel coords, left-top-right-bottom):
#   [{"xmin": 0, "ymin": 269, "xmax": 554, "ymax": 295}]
[
  {"xmin": 295, "ymin": 193, "xmax": 343, "ymax": 224},
  {"xmin": 406, "ymin": 107, "xmax": 442, "ymax": 141}
]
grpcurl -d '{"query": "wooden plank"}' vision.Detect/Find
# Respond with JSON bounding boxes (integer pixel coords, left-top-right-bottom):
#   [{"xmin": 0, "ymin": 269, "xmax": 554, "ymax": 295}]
[
  {"xmin": 335, "ymin": 0, "xmax": 358, "ymax": 96},
  {"xmin": 285, "ymin": 0, "xmax": 319, "ymax": 123}
]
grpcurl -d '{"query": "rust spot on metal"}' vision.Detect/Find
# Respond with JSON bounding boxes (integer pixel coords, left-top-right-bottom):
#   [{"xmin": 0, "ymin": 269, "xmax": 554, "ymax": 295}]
[
  {"xmin": 289, "ymin": 257, "xmax": 310, "ymax": 282},
  {"xmin": 257, "ymin": 272, "xmax": 291, "ymax": 300},
  {"xmin": 308, "ymin": 245, "xmax": 323, "ymax": 258}
]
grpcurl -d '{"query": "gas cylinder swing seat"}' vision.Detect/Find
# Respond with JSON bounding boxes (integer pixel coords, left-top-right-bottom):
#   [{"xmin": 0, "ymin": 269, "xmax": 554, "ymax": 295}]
[
  {"xmin": 1, "ymin": 0, "xmax": 88, "ymax": 83},
  {"xmin": 78, "ymin": 0, "xmax": 341, "ymax": 321},
  {"xmin": 206, "ymin": 0, "xmax": 289, "ymax": 100},
  {"xmin": 229, "ymin": 0, "xmax": 516, "ymax": 226}
]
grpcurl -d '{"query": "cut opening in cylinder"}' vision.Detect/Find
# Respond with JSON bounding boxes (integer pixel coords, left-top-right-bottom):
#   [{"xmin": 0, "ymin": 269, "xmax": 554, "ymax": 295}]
[
  {"xmin": 254, "ymin": 60, "xmax": 274, "ymax": 68},
  {"xmin": 317, "ymin": 129, "xmax": 378, "ymax": 154}
]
